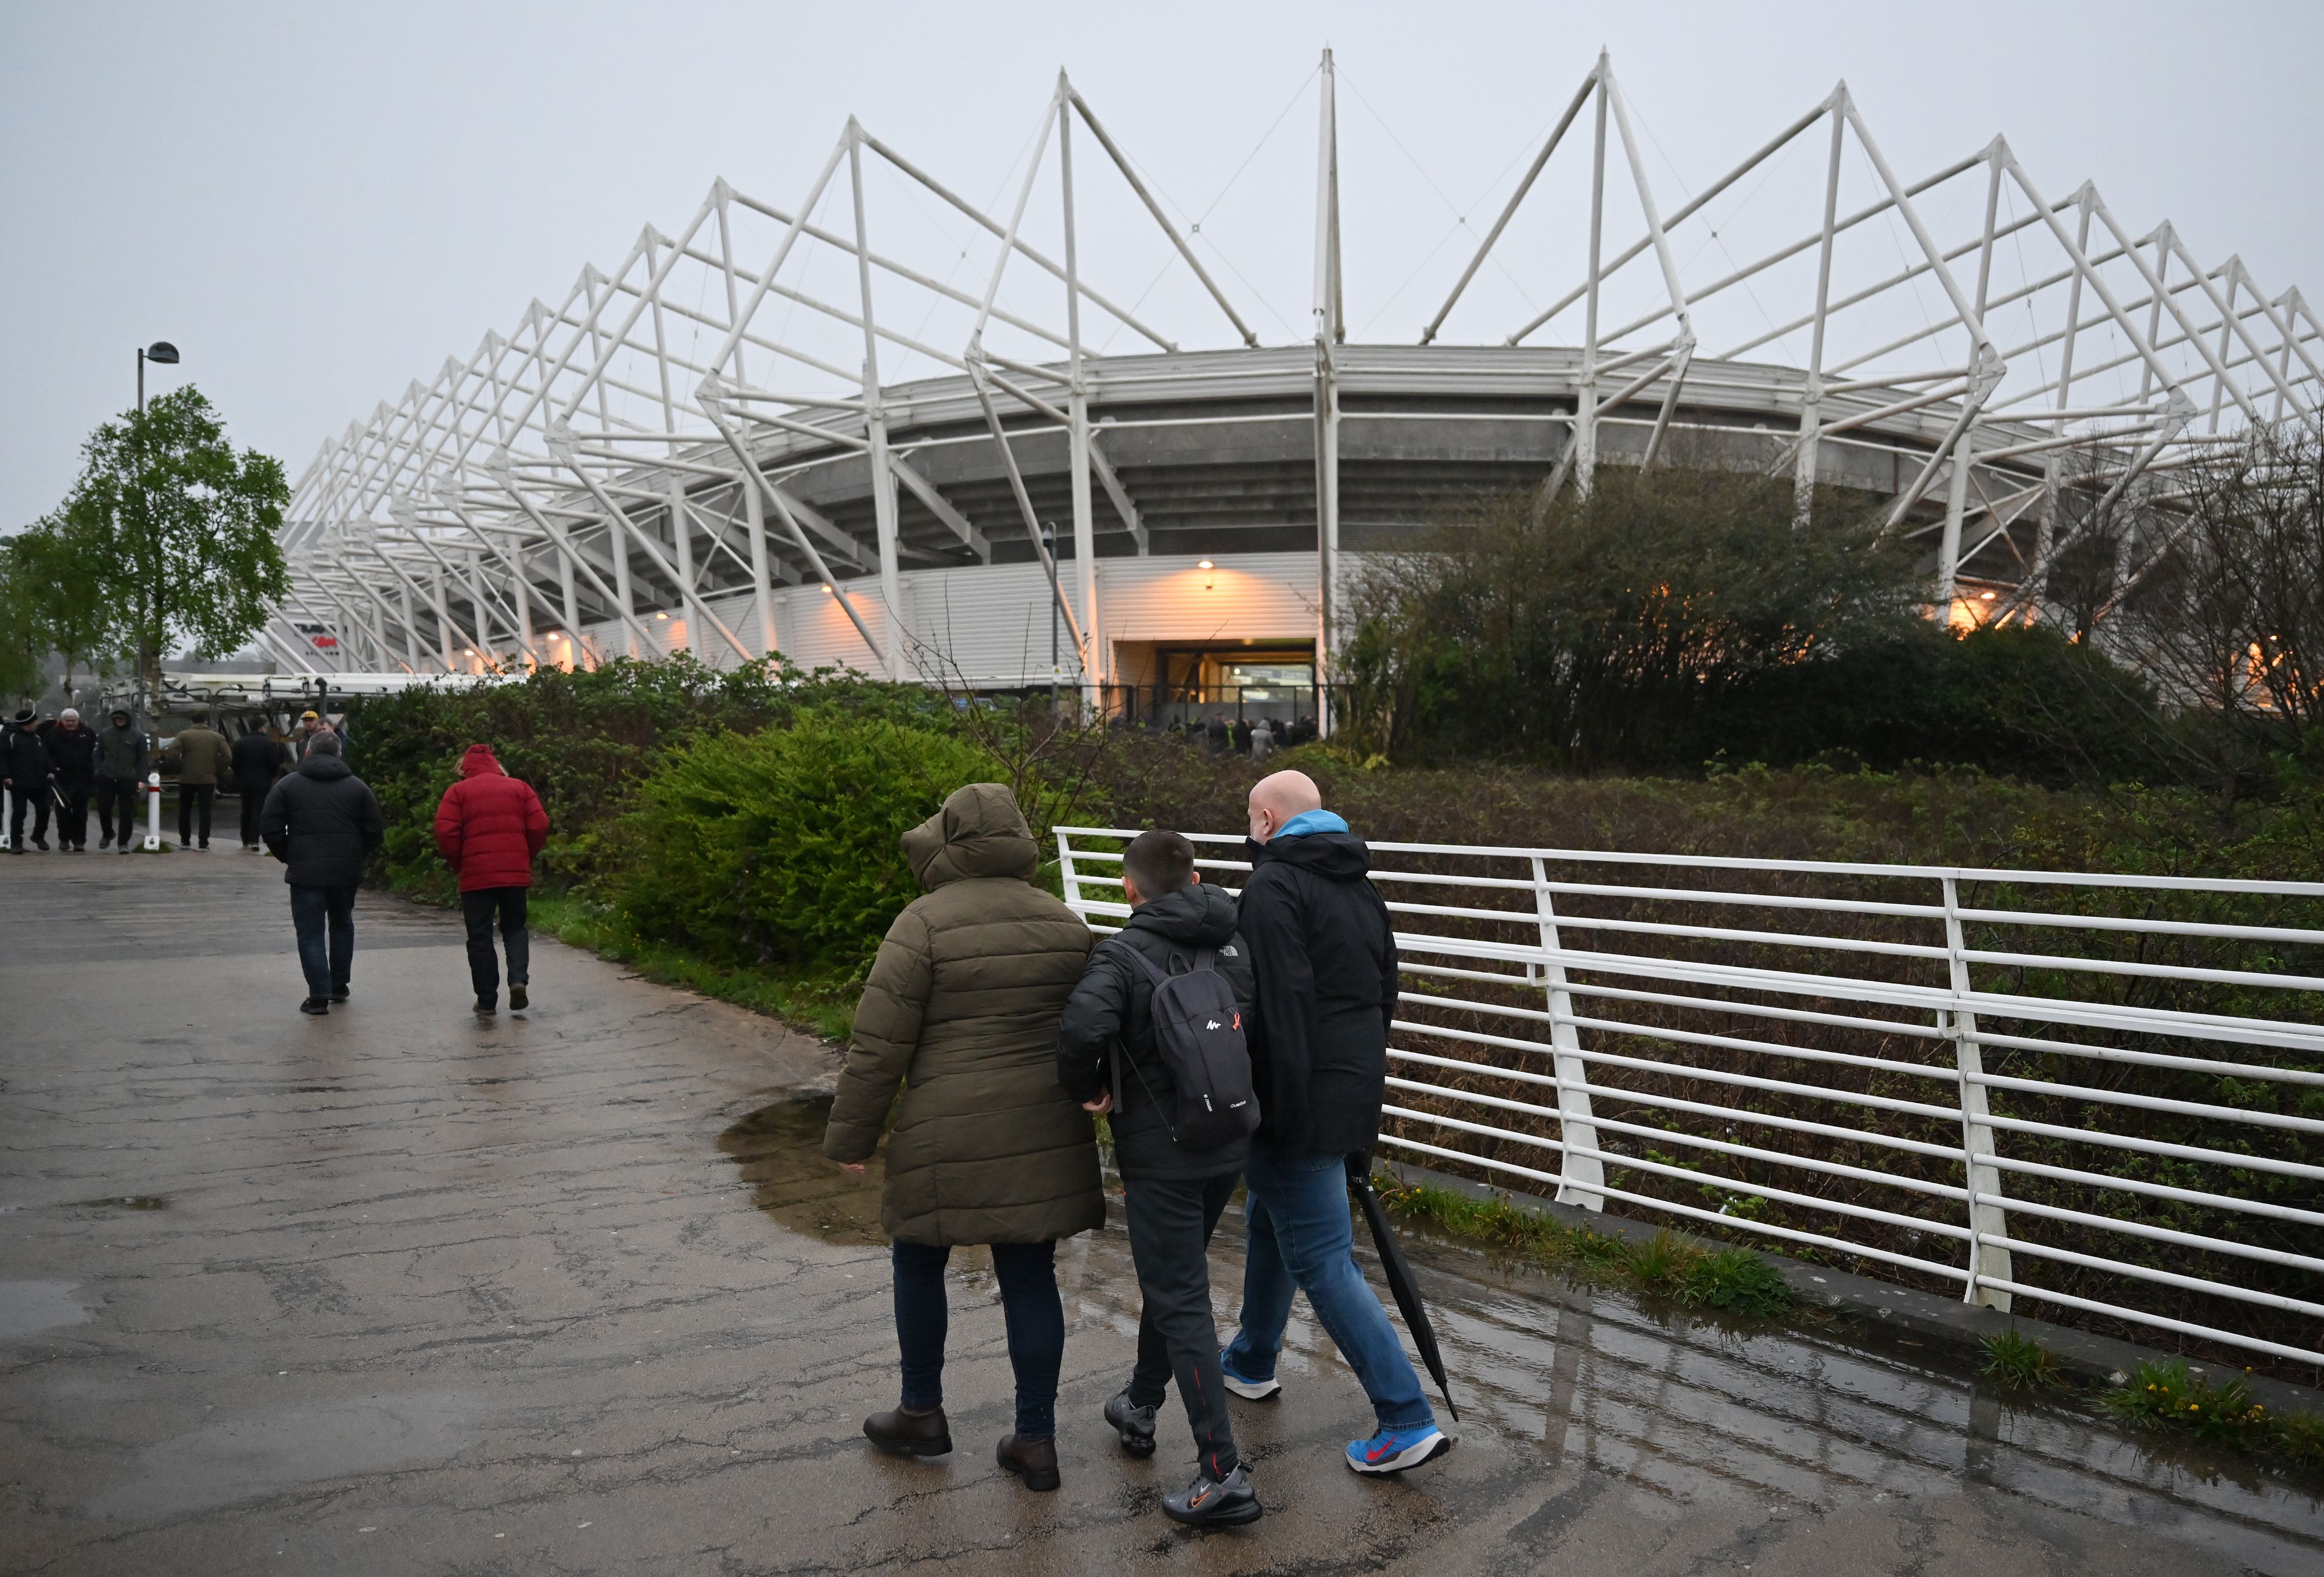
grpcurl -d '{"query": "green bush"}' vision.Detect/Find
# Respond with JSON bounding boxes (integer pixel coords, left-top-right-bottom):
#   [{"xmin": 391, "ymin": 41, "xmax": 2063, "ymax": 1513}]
[{"xmin": 596, "ymin": 712, "xmax": 1002, "ymax": 977}]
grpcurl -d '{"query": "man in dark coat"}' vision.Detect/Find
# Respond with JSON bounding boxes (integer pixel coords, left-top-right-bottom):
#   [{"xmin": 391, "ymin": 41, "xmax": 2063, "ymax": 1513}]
[
  {"xmin": 1218, "ymin": 768, "xmax": 1450, "ymax": 1478},
  {"xmin": 231, "ymin": 724, "xmax": 289, "ymax": 851},
  {"xmin": 93, "ymin": 708, "xmax": 148, "ymax": 853},
  {"xmin": 3, "ymin": 707, "xmax": 55, "ymax": 852},
  {"xmin": 1057, "ymin": 829, "xmax": 1260, "ymax": 1528},
  {"xmin": 259, "ymin": 731, "xmax": 385, "ymax": 1016},
  {"xmin": 42, "ymin": 709, "xmax": 97, "ymax": 851},
  {"xmin": 433, "ymin": 743, "xmax": 550, "ymax": 1016}
]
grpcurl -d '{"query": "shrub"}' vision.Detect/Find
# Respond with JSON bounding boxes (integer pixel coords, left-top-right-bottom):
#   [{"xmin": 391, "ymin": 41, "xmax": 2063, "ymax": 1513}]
[{"xmin": 596, "ymin": 712, "xmax": 1002, "ymax": 978}]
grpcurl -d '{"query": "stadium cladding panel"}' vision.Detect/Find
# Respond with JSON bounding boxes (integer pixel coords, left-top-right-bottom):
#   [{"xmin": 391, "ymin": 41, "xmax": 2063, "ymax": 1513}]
[{"xmin": 277, "ymin": 51, "xmax": 2323, "ymax": 726}]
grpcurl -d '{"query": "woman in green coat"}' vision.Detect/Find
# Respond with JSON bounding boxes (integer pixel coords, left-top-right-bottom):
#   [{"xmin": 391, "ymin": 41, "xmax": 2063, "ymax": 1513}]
[{"xmin": 823, "ymin": 782, "xmax": 1100, "ymax": 1492}]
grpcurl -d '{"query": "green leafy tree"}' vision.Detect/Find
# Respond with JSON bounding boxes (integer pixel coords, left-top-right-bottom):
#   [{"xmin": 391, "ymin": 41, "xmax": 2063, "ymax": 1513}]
[
  {"xmin": 62, "ymin": 387, "xmax": 289, "ymax": 691},
  {"xmin": 11, "ymin": 513, "xmax": 117, "ymax": 701},
  {"xmin": 0, "ymin": 536, "xmax": 45, "ymax": 705}
]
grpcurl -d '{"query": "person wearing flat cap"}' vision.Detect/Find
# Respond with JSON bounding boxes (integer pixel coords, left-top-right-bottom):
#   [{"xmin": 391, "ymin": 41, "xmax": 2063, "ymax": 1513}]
[{"xmin": 2, "ymin": 707, "xmax": 55, "ymax": 853}]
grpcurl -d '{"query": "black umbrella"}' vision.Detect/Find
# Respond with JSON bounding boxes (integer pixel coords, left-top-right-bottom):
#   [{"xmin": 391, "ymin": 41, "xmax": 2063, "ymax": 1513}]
[{"xmin": 1347, "ymin": 1159, "xmax": 1460, "ymax": 1422}]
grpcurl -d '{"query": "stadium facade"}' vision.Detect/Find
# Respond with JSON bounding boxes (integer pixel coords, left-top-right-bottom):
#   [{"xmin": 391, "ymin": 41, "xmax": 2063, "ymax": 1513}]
[{"xmin": 272, "ymin": 51, "xmax": 2323, "ymax": 723}]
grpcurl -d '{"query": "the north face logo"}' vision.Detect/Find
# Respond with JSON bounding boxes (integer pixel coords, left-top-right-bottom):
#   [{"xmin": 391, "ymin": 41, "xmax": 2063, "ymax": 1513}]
[{"xmin": 1206, "ymin": 1019, "xmax": 1222, "ymax": 1030}]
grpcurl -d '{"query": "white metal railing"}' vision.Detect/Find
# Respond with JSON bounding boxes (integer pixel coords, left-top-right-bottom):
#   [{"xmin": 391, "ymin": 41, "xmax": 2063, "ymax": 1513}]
[{"xmin": 1055, "ymin": 827, "xmax": 2324, "ymax": 1368}]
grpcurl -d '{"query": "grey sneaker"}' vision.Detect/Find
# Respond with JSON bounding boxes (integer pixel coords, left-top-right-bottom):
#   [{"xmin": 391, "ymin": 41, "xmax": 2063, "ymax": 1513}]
[
  {"xmin": 1162, "ymin": 1463, "xmax": 1261, "ymax": 1528},
  {"xmin": 1104, "ymin": 1388, "xmax": 1157, "ymax": 1457}
]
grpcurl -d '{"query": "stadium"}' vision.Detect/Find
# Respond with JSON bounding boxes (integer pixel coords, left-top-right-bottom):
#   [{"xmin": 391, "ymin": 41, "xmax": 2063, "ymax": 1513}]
[{"xmin": 269, "ymin": 51, "xmax": 2323, "ymax": 727}]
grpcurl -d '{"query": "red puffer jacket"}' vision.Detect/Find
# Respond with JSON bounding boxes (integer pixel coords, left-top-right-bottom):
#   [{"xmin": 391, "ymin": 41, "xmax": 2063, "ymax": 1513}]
[{"xmin": 433, "ymin": 745, "xmax": 550, "ymax": 892}]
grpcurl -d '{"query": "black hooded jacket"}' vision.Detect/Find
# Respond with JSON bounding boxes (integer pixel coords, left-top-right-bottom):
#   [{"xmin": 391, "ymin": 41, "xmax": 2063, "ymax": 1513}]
[
  {"xmin": 1236, "ymin": 830, "xmax": 1400, "ymax": 1157},
  {"xmin": 1057, "ymin": 882, "xmax": 1257, "ymax": 1181},
  {"xmin": 259, "ymin": 755, "xmax": 384, "ymax": 888},
  {"xmin": 41, "ymin": 723, "xmax": 97, "ymax": 792},
  {"xmin": 1, "ymin": 723, "xmax": 52, "ymax": 788}
]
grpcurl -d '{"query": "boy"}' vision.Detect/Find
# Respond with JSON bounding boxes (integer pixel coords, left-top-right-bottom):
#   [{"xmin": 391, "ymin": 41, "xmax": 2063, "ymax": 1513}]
[{"xmin": 1057, "ymin": 829, "xmax": 1261, "ymax": 1528}]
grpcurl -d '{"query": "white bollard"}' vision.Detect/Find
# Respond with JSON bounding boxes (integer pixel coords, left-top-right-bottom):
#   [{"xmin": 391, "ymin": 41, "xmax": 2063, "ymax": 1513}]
[{"xmin": 145, "ymin": 770, "xmax": 162, "ymax": 851}]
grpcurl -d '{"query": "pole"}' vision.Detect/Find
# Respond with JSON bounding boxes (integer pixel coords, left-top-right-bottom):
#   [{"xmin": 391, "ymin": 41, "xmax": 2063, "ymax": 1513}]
[{"xmin": 144, "ymin": 768, "xmax": 162, "ymax": 852}]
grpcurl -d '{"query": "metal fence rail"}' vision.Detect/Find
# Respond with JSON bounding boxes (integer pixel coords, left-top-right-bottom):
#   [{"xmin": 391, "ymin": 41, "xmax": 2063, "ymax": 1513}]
[{"xmin": 1055, "ymin": 827, "xmax": 2324, "ymax": 1369}]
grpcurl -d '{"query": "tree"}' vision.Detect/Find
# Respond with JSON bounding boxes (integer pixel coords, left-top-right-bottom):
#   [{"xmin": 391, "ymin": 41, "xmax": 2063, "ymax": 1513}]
[
  {"xmin": 1337, "ymin": 467, "xmax": 1922, "ymax": 768},
  {"xmin": 9, "ymin": 514, "xmax": 117, "ymax": 701},
  {"xmin": 0, "ymin": 536, "xmax": 45, "ymax": 705},
  {"xmin": 61, "ymin": 387, "xmax": 289, "ymax": 692}
]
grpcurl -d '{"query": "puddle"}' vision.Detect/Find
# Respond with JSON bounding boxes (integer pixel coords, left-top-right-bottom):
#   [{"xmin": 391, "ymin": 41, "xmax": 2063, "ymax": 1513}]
[
  {"xmin": 0, "ymin": 1280, "xmax": 92, "ymax": 1339},
  {"xmin": 717, "ymin": 1095, "xmax": 890, "ymax": 1244},
  {"xmin": 66, "ymin": 1195, "xmax": 168, "ymax": 1212}
]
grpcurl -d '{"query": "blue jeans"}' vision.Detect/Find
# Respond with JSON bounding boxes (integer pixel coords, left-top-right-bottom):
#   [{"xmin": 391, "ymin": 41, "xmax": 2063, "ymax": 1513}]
[
  {"xmin": 290, "ymin": 884, "xmax": 356, "ymax": 999},
  {"xmin": 1224, "ymin": 1139, "xmax": 1434, "ymax": 1432},
  {"xmin": 891, "ymin": 1240, "xmax": 1062, "ymax": 1438}
]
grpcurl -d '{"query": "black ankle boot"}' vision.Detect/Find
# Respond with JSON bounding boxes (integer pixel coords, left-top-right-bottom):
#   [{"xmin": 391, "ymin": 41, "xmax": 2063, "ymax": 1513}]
[{"xmin": 996, "ymin": 1432, "xmax": 1060, "ymax": 1492}]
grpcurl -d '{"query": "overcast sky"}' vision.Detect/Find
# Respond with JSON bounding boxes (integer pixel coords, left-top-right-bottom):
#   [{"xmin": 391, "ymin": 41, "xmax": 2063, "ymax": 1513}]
[{"xmin": 5, "ymin": 0, "xmax": 2320, "ymax": 531}]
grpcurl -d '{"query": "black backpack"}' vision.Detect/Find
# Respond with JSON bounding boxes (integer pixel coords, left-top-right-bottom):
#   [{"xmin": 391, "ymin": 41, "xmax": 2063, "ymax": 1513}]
[{"xmin": 1106, "ymin": 941, "xmax": 1261, "ymax": 1151}]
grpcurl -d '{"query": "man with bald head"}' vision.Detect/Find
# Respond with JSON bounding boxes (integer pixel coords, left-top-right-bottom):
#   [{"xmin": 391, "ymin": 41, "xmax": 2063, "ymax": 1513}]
[{"xmin": 1217, "ymin": 770, "xmax": 1451, "ymax": 1477}]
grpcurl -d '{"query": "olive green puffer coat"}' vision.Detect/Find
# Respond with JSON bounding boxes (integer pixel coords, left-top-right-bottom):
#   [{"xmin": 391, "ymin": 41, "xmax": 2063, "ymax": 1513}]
[{"xmin": 822, "ymin": 782, "xmax": 1102, "ymax": 1246}]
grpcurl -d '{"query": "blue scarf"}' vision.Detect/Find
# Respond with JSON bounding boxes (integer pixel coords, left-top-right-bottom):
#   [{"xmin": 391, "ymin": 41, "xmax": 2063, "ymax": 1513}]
[{"xmin": 1274, "ymin": 809, "xmax": 1349, "ymax": 839}]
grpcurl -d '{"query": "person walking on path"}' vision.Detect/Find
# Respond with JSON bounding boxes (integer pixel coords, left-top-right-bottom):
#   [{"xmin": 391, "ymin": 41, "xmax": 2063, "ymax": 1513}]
[
  {"xmin": 433, "ymin": 743, "xmax": 550, "ymax": 1017},
  {"xmin": 822, "ymin": 782, "xmax": 1102, "ymax": 1496},
  {"xmin": 1057, "ymin": 828, "xmax": 1264, "ymax": 1528},
  {"xmin": 43, "ymin": 710, "xmax": 96, "ymax": 852},
  {"xmin": 1218, "ymin": 768, "xmax": 1452, "ymax": 1477},
  {"xmin": 3, "ymin": 708, "xmax": 56, "ymax": 853},
  {"xmin": 231, "ymin": 724, "xmax": 289, "ymax": 851},
  {"xmin": 92, "ymin": 709, "xmax": 147, "ymax": 853},
  {"xmin": 259, "ymin": 732, "xmax": 383, "ymax": 1017},
  {"xmin": 163, "ymin": 710, "xmax": 233, "ymax": 850}
]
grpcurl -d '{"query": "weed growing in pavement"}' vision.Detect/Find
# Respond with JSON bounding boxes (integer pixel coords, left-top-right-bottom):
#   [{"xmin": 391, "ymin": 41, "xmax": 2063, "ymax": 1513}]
[
  {"xmin": 1979, "ymin": 1329, "xmax": 2069, "ymax": 1393},
  {"xmin": 1372, "ymin": 1177, "xmax": 1794, "ymax": 1320},
  {"xmin": 2099, "ymin": 1357, "xmax": 2324, "ymax": 1469}
]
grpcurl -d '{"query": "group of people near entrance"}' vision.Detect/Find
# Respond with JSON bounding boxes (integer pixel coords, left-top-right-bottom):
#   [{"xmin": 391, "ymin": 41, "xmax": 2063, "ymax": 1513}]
[
  {"xmin": 822, "ymin": 767, "xmax": 1444, "ymax": 1529},
  {"xmin": 1, "ymin": 703, "xmax": 349, "ymax": 854}
]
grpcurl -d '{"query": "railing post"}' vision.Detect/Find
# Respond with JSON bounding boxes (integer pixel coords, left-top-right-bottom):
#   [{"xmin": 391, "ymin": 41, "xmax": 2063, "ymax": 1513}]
[
  {"xmin": 1056, "ymin": 831, "xmax": 1083, "ymax": 919},
  {"xmin": 1942, "ymin": 875, "xmax": 2012, "ymax": 1310},
  {"xmin": 1534, "ymin": 856, "xmax": 1604, "ymax": 1209}
]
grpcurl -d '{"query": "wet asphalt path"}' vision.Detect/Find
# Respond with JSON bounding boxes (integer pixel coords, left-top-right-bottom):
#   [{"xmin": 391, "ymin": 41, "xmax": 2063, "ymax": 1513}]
[{"xmin": 2, "ymin": 848, "xmax": 2318, "ymax": 1574}]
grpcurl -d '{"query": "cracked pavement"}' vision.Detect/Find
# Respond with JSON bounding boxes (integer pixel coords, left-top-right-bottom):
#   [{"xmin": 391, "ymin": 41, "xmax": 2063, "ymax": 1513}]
[{"xmin": 2, "ymin": 849, "xmax": 2319, "ymax": 1573}]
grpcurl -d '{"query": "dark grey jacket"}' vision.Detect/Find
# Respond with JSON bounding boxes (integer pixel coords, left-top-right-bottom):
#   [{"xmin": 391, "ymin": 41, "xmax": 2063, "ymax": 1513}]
[
  {"xmin": 1056, "ymin": 882, "xmax": 1256, "ymax": 1181},
  {"xmin": 94, "ymin": 723, "xmax": 148, "ymax": 783},
  {"xmin": 259, "ymin": 756, "xmax": 384, "ymax": 889}
]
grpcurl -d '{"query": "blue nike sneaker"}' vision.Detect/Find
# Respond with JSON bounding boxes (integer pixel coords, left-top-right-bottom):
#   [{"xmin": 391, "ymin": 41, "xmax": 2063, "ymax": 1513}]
[
  {"xmin": 1218, "ymin": 1349, "xmax": 1281, "ymax": 1402},
  {"xmin": 1346, "ymin": 1424, "xmax": 1452, "ymax": 1475}
]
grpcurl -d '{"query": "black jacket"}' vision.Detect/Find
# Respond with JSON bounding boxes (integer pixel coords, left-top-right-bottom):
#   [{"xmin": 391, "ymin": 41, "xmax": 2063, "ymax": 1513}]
[
  {"xmin": 2, "ymin": 724, "xmax": 53, "ymax": 788},
  {"xmin": 94, "ymin": 723, "xmax": 147, "ymax": 782},
  {"xmin": 1238, "ymin": 830, "xmax": 1400, "ymax": 1158},
  {"xmin": 40, "ymin": 724, "xmax": 97, "ymax": 792},
  {"xmin": 1057, "ymin": 882, "xmax": 1256, "ymax": 1182},
  {"xmin": 259, "ymin": 756, "xmax": 384, "ymax": 889},
  {"xmin": 231, "ymin": 730, "xmax": 288, "ymax": 785}
]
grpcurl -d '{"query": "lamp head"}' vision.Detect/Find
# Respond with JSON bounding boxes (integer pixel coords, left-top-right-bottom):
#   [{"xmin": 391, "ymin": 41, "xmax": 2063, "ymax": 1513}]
[{"xmin": 145, "ymin": 342, "xmax": 180, "ymax": 365}]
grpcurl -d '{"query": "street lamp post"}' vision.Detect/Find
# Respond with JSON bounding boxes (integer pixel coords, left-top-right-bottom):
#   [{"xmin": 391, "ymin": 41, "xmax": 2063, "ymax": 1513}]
[{"xmin": 137, "ymin": 340, "xmax": 180, "ymax": 412}]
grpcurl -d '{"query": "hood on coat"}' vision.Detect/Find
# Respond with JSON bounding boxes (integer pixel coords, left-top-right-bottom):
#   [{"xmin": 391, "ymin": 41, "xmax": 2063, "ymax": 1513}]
[
  {"xmin": 458, "ymin": 743, "xmax": 503, "ymax": 778},
  {"xmin": 298, "ymin": 755, "xmax": 354, "ymax": 782},
  {"xmin": 1125, "ymin": 880, "xmax": 1239, "ymax": 947},
  {"xmin": 1247, "ymin": 828, "xmax": 1372, "ymax": 880},
  {"xmin": 901, "ymin": 782, "xmax": 1038, "ymax": 890}
]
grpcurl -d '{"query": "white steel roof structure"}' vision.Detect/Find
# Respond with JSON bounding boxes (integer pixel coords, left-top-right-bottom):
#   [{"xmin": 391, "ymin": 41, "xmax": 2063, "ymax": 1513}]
[{"xmin": 276, "ymin": 51, "xmax": 2323, "ymax": 695}]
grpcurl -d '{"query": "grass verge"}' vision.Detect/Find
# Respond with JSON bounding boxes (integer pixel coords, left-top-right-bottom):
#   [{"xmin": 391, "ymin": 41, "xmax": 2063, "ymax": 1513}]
[
  {"xmin": 1373, "ymin": 1175, "xmax": 1792, "ymax": 1320},
  {"xmin": 528, "ymin": 892, "xmax": 856, "ymax": 1043},
  {"xmin": 2096, "ymin": 1355, "xmax": 2324, "ymax": 1469}
]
